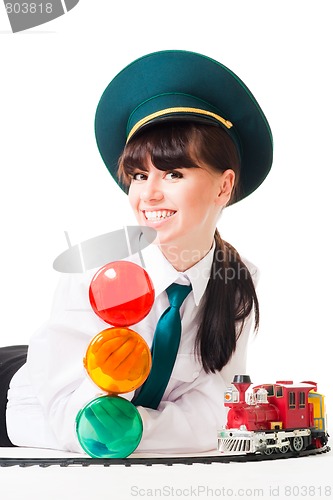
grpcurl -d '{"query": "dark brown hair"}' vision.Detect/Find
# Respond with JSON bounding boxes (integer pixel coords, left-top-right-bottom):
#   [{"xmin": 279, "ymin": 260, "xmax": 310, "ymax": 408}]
[{"xmin": 118, "ymin": 121, "xmax": 259, "ymax": 373}]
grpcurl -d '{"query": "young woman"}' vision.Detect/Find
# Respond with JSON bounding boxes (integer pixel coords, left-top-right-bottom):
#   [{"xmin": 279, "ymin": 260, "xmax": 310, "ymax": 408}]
[{"xmin": 1, "ymin": 50, "xmax": 273, "ymax": 453}]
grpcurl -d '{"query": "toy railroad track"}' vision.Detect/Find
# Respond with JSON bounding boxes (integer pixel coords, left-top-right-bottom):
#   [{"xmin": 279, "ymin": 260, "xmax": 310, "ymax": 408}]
[{"xmin": 0, "ymin": 445, "xmax": 330, "ymax": 468}]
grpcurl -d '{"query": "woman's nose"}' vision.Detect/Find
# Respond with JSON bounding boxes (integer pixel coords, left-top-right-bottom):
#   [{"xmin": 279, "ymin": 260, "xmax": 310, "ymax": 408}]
[{"xmin": 140, "ymin": 178, "xmax": 164, "ymax": 202}]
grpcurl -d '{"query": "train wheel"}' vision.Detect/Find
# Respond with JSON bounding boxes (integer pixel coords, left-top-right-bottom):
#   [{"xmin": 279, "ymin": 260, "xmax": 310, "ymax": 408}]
[
  {"xmin": 263, "ymin": 440, "xmax": 274, "ymax": 455},
  {"xmin": 278, "ymin": 442, "xmax": 290, "ymax": 453},
  {"xmin": 291, "ymin": 436, "xmax": 304, "ymax": 452}
]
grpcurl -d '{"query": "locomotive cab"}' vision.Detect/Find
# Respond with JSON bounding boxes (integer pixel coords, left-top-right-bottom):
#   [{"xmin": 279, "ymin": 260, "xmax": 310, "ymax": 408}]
[{"xmin": 308, "ymin": 390, "xmax": 328, "ymax": 447}]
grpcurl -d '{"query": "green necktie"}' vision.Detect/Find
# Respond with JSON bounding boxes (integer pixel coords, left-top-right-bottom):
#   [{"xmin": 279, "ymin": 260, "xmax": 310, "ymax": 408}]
[{"xmin": 132, "ymin": 282, "xmax": 192, "ymax": 409}]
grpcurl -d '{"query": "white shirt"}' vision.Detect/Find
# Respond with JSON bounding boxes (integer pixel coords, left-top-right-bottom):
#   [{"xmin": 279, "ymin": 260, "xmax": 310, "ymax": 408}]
[{"xmin": 6, "ymin": 243, "xmax": 258, "ymax": 454}]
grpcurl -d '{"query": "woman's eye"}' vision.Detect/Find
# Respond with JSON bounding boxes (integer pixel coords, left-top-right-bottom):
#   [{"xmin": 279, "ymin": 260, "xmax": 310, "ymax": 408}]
[
  {"xmin": 165, "ymin": 171, "xmax": 183, "ymax": 180},
  {"xmin": 132, "ymin": 172, "xmax": 147, "ymax": 181}
]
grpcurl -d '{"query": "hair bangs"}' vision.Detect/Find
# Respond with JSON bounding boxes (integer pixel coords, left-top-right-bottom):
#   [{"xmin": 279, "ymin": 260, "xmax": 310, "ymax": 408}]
[{"xmin": 118, "ymin": 123, "xmax": 200, "ymax": 186}]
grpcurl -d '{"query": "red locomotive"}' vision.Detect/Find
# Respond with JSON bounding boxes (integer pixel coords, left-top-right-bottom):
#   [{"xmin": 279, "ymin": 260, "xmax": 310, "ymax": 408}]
[{"xmin": 218, "ymin": 375, "xmax": 328, "ymax": 455}]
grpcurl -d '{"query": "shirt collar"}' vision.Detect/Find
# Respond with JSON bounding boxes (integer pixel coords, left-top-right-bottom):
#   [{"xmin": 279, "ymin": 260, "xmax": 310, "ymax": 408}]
[{"xmin": 141, "ymin": 241, "xmax": 215, "ymax": 307}]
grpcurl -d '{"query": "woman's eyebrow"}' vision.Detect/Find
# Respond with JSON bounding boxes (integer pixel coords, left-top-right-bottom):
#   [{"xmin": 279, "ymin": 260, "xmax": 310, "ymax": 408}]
[{"xmin": 127, "ymin": 164, "xmax": 149, "ymax": 172}]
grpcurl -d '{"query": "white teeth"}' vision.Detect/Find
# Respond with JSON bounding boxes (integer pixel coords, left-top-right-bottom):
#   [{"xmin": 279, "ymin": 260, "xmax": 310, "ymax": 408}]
[{"xmin": 144, "ymin": 210, "xmax": 175, "ymax": 221}]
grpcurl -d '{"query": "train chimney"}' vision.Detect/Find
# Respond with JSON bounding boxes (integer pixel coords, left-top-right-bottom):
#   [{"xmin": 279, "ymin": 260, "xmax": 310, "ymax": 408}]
[{"xmin": 232, "ymin": 375, "xmax": 252, "ymax": 403}]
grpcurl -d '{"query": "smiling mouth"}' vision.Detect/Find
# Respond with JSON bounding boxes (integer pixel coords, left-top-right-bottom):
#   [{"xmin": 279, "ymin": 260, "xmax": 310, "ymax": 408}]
[{"xmin": 143, "ymin": 210, "xmax": 176, "ymax": 221}]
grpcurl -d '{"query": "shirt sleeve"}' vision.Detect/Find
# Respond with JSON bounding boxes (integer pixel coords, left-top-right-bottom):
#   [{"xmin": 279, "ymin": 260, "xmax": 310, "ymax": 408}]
[
  {"xmin": 26, "ymin": 271, "xmax": 134, "ymax": 452},
  {"xmin": 135, "ymin": 310, "xmax": 255, "ymax": 453}
]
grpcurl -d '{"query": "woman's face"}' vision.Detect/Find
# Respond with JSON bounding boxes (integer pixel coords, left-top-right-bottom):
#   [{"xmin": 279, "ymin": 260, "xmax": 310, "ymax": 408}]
[{"xmin": 128, "ymin": 157, "xmax": 235, "ymax": 259}]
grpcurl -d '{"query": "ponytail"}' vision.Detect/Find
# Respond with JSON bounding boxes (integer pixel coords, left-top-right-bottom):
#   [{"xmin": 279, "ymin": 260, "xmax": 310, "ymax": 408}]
[{"xmin": 195, "ymin": 229, "xmax": 259, "ymax": 373}]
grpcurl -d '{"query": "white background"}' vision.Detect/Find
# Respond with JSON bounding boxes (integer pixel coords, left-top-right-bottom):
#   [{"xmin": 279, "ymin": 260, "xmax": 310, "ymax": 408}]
[{"xmin": 1, "ymin": 1, "xmax": 332, "ymax": 497}]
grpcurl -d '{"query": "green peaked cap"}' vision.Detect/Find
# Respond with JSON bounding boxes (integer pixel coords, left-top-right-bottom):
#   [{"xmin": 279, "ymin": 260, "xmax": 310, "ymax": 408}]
[{"xmin": 95, "ymin": 50, "xmax": 273, "ymax": 203}]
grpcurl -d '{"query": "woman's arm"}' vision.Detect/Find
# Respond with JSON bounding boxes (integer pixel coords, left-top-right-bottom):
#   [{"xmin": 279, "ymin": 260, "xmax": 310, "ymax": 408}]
[{"xmin": 135, "ymin": 311, "xmax": 255, "ymax": 453}]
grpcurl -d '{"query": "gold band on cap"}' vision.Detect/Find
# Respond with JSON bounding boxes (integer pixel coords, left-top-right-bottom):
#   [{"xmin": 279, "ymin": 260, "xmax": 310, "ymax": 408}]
[{"xmin": 127, "ymin": 107, "xmax": 233, "ymax": 142}]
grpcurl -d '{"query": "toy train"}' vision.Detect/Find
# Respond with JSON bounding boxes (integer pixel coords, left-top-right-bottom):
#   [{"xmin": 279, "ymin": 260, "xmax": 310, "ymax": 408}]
[{"xmin": 218, "ymin": 375, "xmax": 329, "ymax": 456}]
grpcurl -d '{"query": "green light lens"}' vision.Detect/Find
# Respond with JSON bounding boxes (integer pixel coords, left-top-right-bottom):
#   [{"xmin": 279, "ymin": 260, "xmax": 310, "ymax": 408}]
[{"xmin": 76, "ymin": 395, "xmax": 143, "ymax": 458}]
